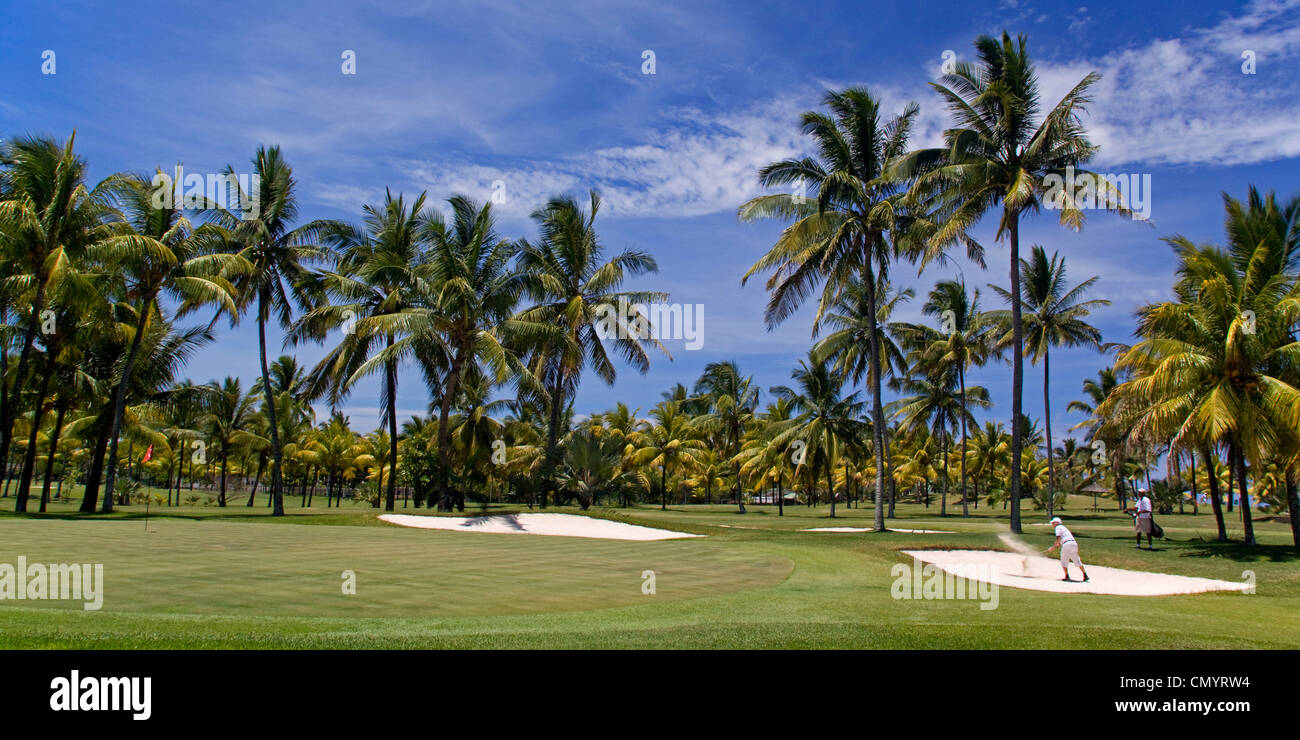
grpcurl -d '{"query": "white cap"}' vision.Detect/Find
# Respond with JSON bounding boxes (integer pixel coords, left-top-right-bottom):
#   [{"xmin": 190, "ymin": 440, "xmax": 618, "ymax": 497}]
[{"xmin": 1049, "ymin": 517, "xmax": 1062, "ymax": 525}]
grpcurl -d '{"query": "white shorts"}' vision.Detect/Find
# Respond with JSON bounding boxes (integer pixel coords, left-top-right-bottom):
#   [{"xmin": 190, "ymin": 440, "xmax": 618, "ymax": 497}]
[{"xmin": 1060, "ymin": 541, "xmax": 1082, "ymax": 567}]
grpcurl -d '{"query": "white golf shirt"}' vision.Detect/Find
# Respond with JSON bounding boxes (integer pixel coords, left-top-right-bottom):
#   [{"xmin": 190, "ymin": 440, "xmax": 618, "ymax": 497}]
[
  {"xmin": 1054, "ymin": 523, "xmax": 1075, "ymax": 543},
  {"xmin": 1136, "ymin": 496, "xmax": 1152, "ymax": 518}
]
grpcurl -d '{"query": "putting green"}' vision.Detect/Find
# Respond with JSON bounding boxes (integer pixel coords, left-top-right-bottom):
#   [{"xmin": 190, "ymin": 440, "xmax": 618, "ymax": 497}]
[{"xmin": 0, "ymin": 518, "xmax": 793, "ymax": 618}]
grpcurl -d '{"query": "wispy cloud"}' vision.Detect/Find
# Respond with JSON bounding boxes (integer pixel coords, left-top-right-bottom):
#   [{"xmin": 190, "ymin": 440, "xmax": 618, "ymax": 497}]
[
  {"xmin": 1038, "ymin": 0, "xmax": 1300, "ymax": 166},
  {"xmin": 390, "ymin": 95, "xmax": 811, "ymax": 219},
  {"xmin": 344, "ymin": 1, "xmax": 1300, "ymax": 221}
]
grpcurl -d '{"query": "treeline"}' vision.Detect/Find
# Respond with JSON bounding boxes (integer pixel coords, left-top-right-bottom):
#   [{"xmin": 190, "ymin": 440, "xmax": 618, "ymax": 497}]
[{"xmin": 4, "ymin": 30, "xmax": 1297, "ymax": 548}]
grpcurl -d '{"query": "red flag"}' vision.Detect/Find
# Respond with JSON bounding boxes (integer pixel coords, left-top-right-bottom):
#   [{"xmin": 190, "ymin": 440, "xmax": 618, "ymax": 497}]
[{"xmin": 142, "ymin": 444, "xmax": 153, "ymax": 463}]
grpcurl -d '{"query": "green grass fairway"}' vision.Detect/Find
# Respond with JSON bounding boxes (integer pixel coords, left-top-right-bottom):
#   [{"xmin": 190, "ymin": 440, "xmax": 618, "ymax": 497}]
[{"xmin": 1, "ymin": 496, "xmax": 1297, "ymax": 648}]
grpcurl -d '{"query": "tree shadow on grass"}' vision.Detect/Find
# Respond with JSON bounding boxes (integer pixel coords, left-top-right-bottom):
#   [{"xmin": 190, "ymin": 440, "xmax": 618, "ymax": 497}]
[{"xmin": 1178, "ymin": 540, "xmax": 1300, "ymax": 563}]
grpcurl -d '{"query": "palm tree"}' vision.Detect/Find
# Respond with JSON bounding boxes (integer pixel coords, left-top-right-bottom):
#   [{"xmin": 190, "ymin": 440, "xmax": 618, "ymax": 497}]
[
  {"xmin": 157, "ymin": 379, "xmax": 208, "ymax": 506},
  {"xmin": 901, "ymin": 32, "xmax": 1133, "ymax": 532},
  {"xmin": 517, "ymin": 191, "xmax": 665, "ymax": 507},
  {"xmin": 889, "ymin": 366, "xmax": 990, "ymax": 517},
  {"xmin": 968, "ymin": 421, "xmax": 1011, "ymax": 508},
  {"xmin": 769, "ymin": 355, "xmax": 868, "ymax": 518},
  {"xmin": 813, "ymin": 279, "xmax": 914, "ymax": 389},
  {"xmin": 894, "ymin": 278, "xmax": 997, "ymax": 516},
  {"xmin": 1102, "ymin": 197, "xmax": 1300, "ymax": 546},
  {"xmin": 293, "ymin": 190, "xmax": 431, "ymax": 512},
  {"xmin": 740, "ymin": 88, "xmax": 958, "ymax": 531},
  {"xmin": 202, "ymin": 377, "xmax": 262, "ymax": 507},
  {"xmin": 95, "ymin": 172, "xmax": 243, "ymax": 509},
  {"xmin": 68, "ymin": 311, "xmax": 213, "ymax": 512},
  {"xmin": 893, "ymin": 425, "xmax": 938, "ymax": 505},
  {"xmin": 448, "ymin": 374, "xmax": 510, "ymax": 507},
  {"xmin": 988, "ymin": 246, "xmax": 1108, "ymax": 519},
  {"xmin": 209, "ymin": 145, "xmax": 341, "ymax": 516},
  {"xmin": 39, "ymin": 328, "xmax": 100, "ymax": 511},
  {"xmin": 628, "ymin": 401, "xmax": 708, "ymax": 510},
  {"xmin": 692, "ymin": 362, "xmax": 759, "ymax": 512},
  {"xmin": 316, "ymin": 412, "xmax": 363, "ymax": 507},
  {"xmin": 0, "ymin": 134, "xmax": 118, "ymax": 508},
  {"xmin": 736, "ymin": 397, "xmax": 798, "ymax": 515},
  {"xmin": 1068, "ymin": 365, "xmax": 1158, "ymax": 515},
  {"xmin": 349, "ymin": 195, "xmax": 544, "ymax": 511},
  {"xmin": 252, "ymin": 367, "xmax": 315, "ymax": 507},
  {"xmin": 556, "ymin": 429, "xmax": 626, "ymax": 510},
  {"xmin": 13, "ymin": 276, "xmax": 105, "ymax": 511}
]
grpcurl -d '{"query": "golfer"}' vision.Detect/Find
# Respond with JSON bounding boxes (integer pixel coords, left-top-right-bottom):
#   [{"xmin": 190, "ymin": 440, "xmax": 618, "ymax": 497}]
[
  {"xmin": 1124, "ymin": 490, "xmax": 1154, "ymax": 549},
  {"xmin": 1045, "ymin": 516, "xmax": 1089, "ymax": 582}
]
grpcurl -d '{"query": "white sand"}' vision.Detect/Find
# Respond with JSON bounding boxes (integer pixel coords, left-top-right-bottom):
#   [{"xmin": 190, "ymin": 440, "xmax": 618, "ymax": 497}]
[
  {"xmin": 805, "ymin": 527, "xmax": 956, "ymax": 534},
  {"xmin": 379, "ymin": 513, "xmax": 703, "ymax": 541},
  {"xmin": 902, "ymin": 549, "xmax": 1251, "ymax": 596}
]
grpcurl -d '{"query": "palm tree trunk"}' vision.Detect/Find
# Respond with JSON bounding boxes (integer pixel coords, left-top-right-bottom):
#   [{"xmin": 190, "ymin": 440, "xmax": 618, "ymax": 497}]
[
  {"xmin": 660, "ymin": 465, "xmax": 667, "ymax": 511},
  {"xmin": 1200, "ymin": 445, "xmax": 1227, "ymax": 541},
  {"xmin": 255, "ymin": 291, "xmax": 286, "ymax": 516},
  {"xmin": 38, "ymin": 397, "xmax": 69, "ymax": 513},
  {"xmin": 175, "ymin": 452, "xmax": 186, "ymax": 505},
  {"xmin": 734, "ymin": 461, "xmax": 744, "ymax": 513},
  {"xmin": 1285, "ymin": 477, "xmax": 1299, "ymax": 548},
  {"xmin": 885, "ymin": 428, "xmax": 896, "ymax": 518},
  {"xmin": 0, "ymin": 308, "xmax": 9, "ymax": 492},
  {"xmin": 1232, "ymin": 441, "xmax": 1256, "ymax": 546},
  {"xmin": 827, "ymin": 441, "xmax": 836, "ymax": 519},
  {"xmin": 1043, "ymin": 347, "xmax": 1056, "ymax": 520},
  {"xmin": 940, "ymin": 434, "xmax": 948, "ymax": 517},
  {"xmin": 80, "ymin": 416, "xmax": 111, "ymax": 513},
  {"xmin": 0, "ymin": 284, "xmax": 47, "ymax": 491},
  {"xmin": 959, "ymin": 367, "xmax": 969, "ymax": 517},
  {"xmin": 384, "ymin": 348, "xmax": 399, "ymax": 512},
  {"xmin": 308, "ymin": 467, "xmax": 320, "ymax": 507},
  {"xmin": 246, "ymin": 452, "xmax": 267, "ymax": 506},
  {"xmin": 1007, "ymin": 212, "xmax": 1024, "ymax": 534},
  {"xmin": 102, "ymin": 296, "xmax": 156, "ymax": 508},
  {"xmin": 15, "ymin": 364, "xmax": 53, "ymax": 512},
  {"xmin": 436, "ymin": 351, "xmax": 465, "ymax": 512},
  {"xmin": 219, "ymin": 452, "xmax": 229, "ymax": 507},
  {"xmin": 164, "ymin": 456, "xmax": 173, "ymax": 506},
  {"xmin": 862, "ymin": 257, "xmax": 887, "ymax": 532},
  {"xmin": 777, "ymin": 467, "xmax": 784, "ymax": 516},
  {"xmin": 539, "ymin": 375, "xmax": 565, "ymax": 511}
]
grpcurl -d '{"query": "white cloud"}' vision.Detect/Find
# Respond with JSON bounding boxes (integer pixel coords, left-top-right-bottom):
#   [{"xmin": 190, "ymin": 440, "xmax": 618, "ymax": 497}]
[
  {"xmin": 1040, "ymin": 0, "xmax": 1300, "ymax": 166},
  {"xmin": 396, "ymin": 96, "xmax": 812, "ymax": 219},
  {"xmin": 314, "ymin": 0, "xmax": 1300, "ymax": 222}
]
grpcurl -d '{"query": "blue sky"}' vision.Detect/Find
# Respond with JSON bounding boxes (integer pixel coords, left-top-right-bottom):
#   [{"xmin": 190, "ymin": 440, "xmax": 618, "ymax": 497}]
[{"xmin": 3, "ymin": 0, "xmax": 1299, "ymax": 438}]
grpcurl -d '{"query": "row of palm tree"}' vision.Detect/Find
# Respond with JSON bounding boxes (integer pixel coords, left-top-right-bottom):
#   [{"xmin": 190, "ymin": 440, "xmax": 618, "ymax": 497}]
[
  {"xmin": 1083, "ymin": 188, "xmax": 1300, "ymax": 546},
  {"xmin": 0, "ymin": 134, "xmax": 660, "ymax": 515},
  {"xmin": 4, "ymin": 30, "xmax": 1293, "ymax": 547}
]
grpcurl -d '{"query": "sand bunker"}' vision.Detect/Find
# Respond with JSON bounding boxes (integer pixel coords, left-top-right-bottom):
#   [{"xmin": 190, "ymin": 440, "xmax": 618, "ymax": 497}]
[
  {"xmin": 379, "ymin": 513, "xmax": 702, "ymax": 541},
  {"xmin": 805, "ymin": 527, "xmax": 956, "ymax": 534},
  {"xmin": 902, "ymin": 549, "xmax": 1251, "ymax": 596}
]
